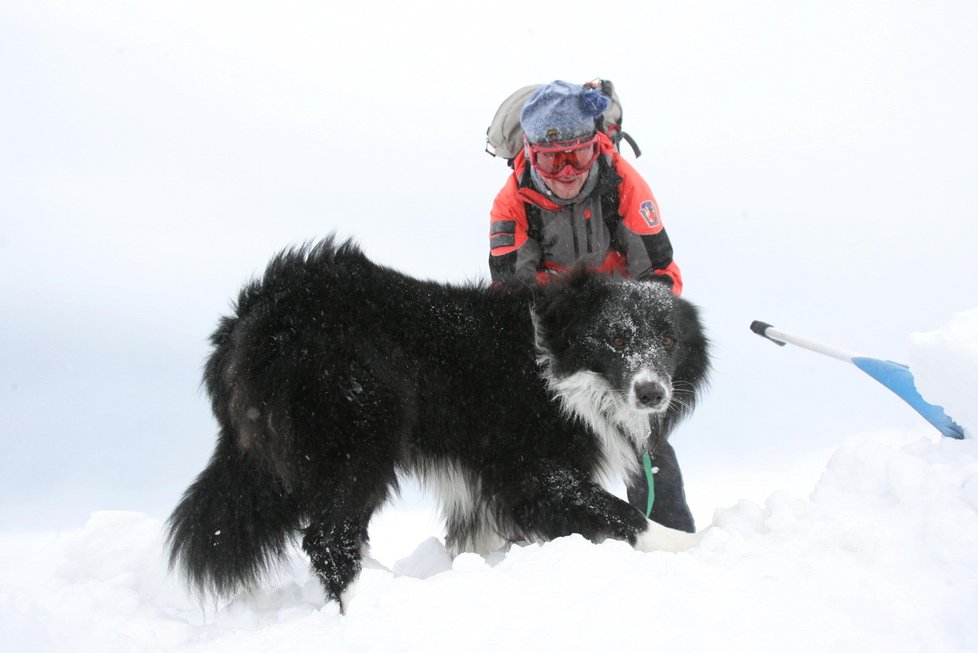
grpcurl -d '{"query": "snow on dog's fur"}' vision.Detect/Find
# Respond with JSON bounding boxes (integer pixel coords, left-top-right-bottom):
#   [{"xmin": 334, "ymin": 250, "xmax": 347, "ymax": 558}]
[{"xmin": 166, "ymin": 237, "xmax": 710, "ymax": 612}]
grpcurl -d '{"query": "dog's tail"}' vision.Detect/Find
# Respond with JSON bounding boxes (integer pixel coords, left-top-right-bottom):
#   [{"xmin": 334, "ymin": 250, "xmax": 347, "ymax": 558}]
[
  {"xmin": 166, "ymin": 311, "xmax": 303, "ymax": 597},
  {"xmin": 165, "ymin": 431, "xmax": 303, "ymax": 597}
]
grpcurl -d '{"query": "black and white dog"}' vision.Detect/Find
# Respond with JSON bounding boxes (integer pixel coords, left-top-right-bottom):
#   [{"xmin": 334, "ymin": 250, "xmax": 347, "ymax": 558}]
[{"xmin": 167, "ymin": 237, "xmax": 710, "ymax": 611}]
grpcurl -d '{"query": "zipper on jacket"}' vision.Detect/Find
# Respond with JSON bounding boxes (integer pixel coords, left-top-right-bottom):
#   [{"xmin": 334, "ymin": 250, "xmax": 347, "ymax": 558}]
[
  {"xmin": 570, "ymin": 206, "xmax": 580, "ymax": 259},
  {"xmin": 584, "ymin": 206, "xmax": 593, "ymax": 253}
]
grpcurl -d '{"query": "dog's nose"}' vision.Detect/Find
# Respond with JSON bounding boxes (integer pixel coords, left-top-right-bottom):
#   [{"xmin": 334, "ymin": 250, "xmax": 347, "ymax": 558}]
[{"xmin": 634, "ymin": 380, "xmax": 668, "ymax": 409}]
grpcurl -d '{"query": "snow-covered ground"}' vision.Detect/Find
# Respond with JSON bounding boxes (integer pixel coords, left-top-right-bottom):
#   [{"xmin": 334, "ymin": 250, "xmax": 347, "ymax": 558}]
[{"xmin": 2, "ymin": 311, "xmax": 976, "ymax": 652}]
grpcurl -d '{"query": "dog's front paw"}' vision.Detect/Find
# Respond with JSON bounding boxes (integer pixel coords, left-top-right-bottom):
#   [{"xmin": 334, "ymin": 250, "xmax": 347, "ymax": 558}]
[{"xmin": 633, "ymin": 519, "xmax": 707, "ymax": 553}]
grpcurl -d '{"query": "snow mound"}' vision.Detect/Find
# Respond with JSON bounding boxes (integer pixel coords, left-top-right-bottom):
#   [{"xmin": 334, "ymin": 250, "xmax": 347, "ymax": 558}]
[{"xmin": 3, "ymin": 432, "xmax": 978, "ymax": 652}]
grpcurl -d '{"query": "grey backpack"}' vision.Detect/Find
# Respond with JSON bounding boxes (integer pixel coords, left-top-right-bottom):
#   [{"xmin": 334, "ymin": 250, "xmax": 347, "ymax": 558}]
[{"xmin": 484, "ymin": 79, "xmax": 641, "ymax": 164}]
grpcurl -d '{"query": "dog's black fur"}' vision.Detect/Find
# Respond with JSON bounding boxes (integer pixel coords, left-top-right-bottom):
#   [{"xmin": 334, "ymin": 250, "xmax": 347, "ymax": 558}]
[{"xmin": 167, "ymin": 237, "xmax": 710, "ymax": 610}]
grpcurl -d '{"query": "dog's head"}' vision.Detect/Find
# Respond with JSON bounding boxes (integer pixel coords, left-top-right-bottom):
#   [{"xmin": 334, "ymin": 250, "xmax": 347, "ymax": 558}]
[{"xmin": 532, "ymin": 271, "xmax": 709, "ymax": 421}]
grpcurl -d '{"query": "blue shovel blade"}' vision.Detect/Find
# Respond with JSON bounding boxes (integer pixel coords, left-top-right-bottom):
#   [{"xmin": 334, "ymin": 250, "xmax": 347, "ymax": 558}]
[{"xmin": 852, "ymin": 357, "xmax": 965, "ymax": 439}]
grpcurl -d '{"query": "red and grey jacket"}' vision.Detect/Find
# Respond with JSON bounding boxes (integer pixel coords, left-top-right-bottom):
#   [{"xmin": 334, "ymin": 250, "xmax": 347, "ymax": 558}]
[{"xmin": 488, "ymin": 132, "xmax": 682, "ymax": 295}]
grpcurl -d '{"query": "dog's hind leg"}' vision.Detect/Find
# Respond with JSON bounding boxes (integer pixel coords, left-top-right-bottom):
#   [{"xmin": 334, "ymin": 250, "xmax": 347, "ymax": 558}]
[
  {"xmin": 294, "ymin": 344, "xmax": 416, "ymax": 611},
  {"xmin": 302, "ymin": 505, "xmax": 372, "ymax": 613},
  {"xmin": 299, "ymin": 455, "xmax": 397, "ymax": 613},
  {"xmin": 298, "ymin": 441, "xmax": 401, "ymax": 613}
]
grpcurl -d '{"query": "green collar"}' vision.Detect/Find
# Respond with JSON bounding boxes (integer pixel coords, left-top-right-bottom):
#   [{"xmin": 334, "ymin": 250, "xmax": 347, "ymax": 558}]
[{"xmin": 642, "ymin": 450, "xmax": 656, "ymax": 517}]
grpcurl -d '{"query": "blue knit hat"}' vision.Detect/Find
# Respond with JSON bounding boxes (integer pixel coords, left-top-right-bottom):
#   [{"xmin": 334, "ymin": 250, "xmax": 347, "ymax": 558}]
[{"xmin": 520, "ymin": 80, "xmax": 611, "ymax": 144}]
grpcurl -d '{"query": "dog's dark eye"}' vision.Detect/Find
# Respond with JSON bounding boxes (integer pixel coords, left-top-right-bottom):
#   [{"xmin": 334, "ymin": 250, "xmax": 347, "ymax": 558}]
[
  {"xmin": 611, "ymin": 335, "xmax": 628, "ymax": 349},
  {"xmin": 662, "ymin": 335, "xmax": 675, "ymax": 348}
]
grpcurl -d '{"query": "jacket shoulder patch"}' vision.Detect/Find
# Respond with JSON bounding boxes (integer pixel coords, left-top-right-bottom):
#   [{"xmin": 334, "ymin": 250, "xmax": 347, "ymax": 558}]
[{"xmin": 638, "ymin": 200, "xmax": 660, "ymax": 229}]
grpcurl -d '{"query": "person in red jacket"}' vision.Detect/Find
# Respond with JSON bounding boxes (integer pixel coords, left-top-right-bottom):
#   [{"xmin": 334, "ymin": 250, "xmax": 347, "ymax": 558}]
[{"xmin": 488, "ymin": 80, "xmax": 695, "ymax": 532}]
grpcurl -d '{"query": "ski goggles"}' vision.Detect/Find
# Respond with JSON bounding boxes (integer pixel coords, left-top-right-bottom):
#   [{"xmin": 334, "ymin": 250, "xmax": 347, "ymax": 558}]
[{"xmin": 526, "ymin": 134, "xmax": 600, "ymax": 178}]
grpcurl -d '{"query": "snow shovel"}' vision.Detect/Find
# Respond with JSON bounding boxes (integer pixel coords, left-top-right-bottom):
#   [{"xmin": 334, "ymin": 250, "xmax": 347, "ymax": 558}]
[{"xmin": 750, "ymin": 320, "xmax": 965, "ymax": 439}]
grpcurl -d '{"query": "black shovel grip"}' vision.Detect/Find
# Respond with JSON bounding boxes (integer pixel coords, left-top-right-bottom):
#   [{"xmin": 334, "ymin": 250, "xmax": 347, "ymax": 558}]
[{"xmin": 750, "ymin": 320, "xmax": 786, "ymax": 346}]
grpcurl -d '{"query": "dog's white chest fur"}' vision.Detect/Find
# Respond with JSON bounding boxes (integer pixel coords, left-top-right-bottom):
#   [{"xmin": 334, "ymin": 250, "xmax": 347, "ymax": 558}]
[{"xmin": 542, "ymin": 369, "xmax": 649, "ymax": 484}]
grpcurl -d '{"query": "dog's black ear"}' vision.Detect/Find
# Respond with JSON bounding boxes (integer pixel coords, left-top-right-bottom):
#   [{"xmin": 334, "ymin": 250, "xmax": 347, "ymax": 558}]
[
  {"xmin": 532, "ymin": 269, "xmax": 601, "ymax": 350},
  {"xmin": 564, "ymin": 264, "xmax": 593, "ymax": 288},
  {"xmin": 672, "ymin": 297, "xmax": 711, "ymax": 385}
]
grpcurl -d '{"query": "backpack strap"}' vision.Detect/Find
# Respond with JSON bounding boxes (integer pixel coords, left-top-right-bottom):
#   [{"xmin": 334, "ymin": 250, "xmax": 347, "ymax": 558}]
[
  {"xmin": 617, "ymin": 131, "xmax": 642, "ymax": 158},
  {"xmin": 596, "ymin": 157, "xmax": 623, "ymax": 234},
  {"xmin": 591, "ymin": 79, "xmax": 641, "ymax": 158},
  {"xmin": 525, "ymin": 203, "xmax": 543, "ymax": 251},
  {"xmin": 520, "ymin": 166, "xmax": 545, "ymax": 245}
]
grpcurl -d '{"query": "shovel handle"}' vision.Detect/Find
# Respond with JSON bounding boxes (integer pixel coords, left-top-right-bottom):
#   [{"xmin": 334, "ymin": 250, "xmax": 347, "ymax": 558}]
[{"xmin": 749, "ymin": 320, "xmax": 855, "ymax": 362}]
